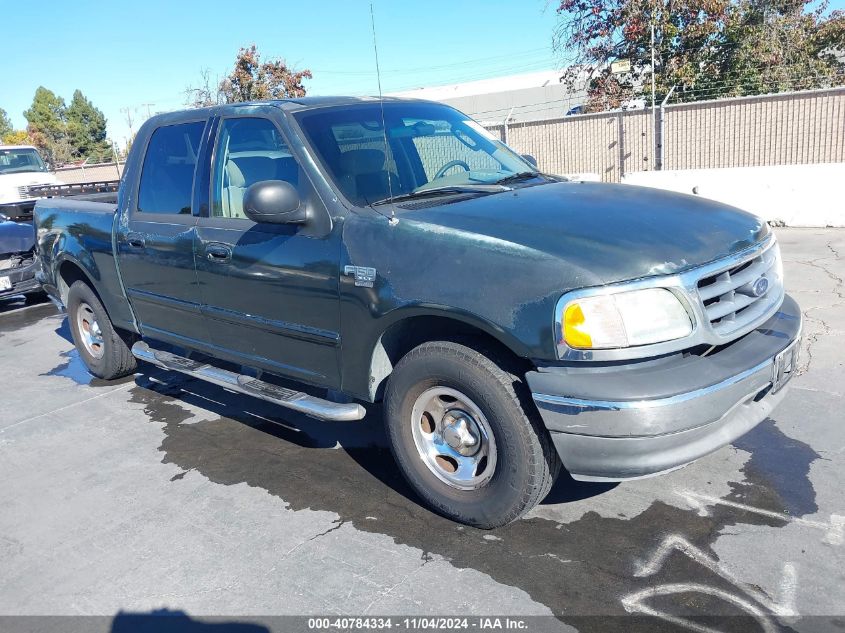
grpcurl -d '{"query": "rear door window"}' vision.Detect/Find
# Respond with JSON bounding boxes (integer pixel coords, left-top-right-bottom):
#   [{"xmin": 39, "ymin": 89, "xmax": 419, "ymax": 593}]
[{"xmin": 137, "ymin": 121, "xmax": 205, "ymax": 214}]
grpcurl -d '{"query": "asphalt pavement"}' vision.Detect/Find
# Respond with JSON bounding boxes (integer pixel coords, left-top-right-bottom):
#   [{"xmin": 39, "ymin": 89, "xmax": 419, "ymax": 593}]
[{"xmin": 0, "ymin": 228, "xmax": 842, "ymax": 633}]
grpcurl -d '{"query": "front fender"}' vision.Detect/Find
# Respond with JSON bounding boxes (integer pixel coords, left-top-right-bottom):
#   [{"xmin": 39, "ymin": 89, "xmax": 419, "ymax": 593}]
[{"xmin": 337, "ymin": 212, "xmax": 580, "ymax": 400}]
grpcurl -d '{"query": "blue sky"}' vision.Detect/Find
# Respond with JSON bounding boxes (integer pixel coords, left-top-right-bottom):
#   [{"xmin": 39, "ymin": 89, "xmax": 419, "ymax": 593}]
[
  {"xmin": 0, "ymin": 0, "xmax": 560, "ymax": 145},
  {"xmin": 2, "ymin": 0, "xmax": 842, "ymax": 147}
]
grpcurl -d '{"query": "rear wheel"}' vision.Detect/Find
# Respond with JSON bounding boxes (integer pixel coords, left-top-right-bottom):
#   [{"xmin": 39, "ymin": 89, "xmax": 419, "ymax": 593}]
[
  {"xmin": 67, "ymin": 281, "xmax": 137, "ymax": 380},
  {"xmin": 384, "ymin": 340, "xmax": 560, "ymax": 528}
]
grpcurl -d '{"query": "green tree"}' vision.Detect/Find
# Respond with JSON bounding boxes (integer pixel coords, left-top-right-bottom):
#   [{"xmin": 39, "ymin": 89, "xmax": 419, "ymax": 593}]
[
  {"xmin": 23, "ymin": 87, "xmax": 68, "ymax": 165},
  {"xmin": 0, "ymin": 108, "xmax": 13, "ymax": 140},
  {"xmin": 66, "ymin": 90, "xmax": 111, "ymax": 162},
  {"xmin": 719, "ymin": 0, "xmax": 845, "ymax": 96},
  {"xmin": 2, "ymin": 130, "xmax": 32, "ymax": 145},
  {"xmin": 186, "ymin": 44, "xmax": 312, "ymax": 107},
  {"xmin": 24, "ymin": 87, "xmax": 67, "ymax": 144},
  {"xmin": 554, "ymin": 0, "xmax": 845, "ymax": 111}
]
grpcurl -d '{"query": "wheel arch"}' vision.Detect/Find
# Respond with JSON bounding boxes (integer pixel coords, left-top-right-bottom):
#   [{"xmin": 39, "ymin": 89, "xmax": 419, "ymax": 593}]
[
  {"xmin": 56, "ymin": 257, "xmax": 100, "ymax": 305},
  {"xmin": 361, "ymin": 308, "xmax": 533, "ymax": 402}
]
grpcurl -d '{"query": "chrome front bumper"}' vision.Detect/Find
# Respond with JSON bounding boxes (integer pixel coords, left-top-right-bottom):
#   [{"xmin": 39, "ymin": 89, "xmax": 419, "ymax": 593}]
[{"xmin": 527, "ymin": 294, "xmax": 802, "ymax": 482}]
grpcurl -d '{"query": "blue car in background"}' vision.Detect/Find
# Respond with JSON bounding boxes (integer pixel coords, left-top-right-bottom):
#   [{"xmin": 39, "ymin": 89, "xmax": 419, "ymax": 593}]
[{"xmin": 0, "ymin": 213, "xmax": 40, "ymax": 301}]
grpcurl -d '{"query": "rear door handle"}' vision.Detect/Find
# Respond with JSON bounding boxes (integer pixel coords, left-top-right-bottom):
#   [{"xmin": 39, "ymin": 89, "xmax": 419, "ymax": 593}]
[
  {"xmin": 126, "ymin": 233, "xmax": 145, "ymax": 249},
  {"xmin": 205, "ymin": 243, "xmax": 233, "ymax": 263}
]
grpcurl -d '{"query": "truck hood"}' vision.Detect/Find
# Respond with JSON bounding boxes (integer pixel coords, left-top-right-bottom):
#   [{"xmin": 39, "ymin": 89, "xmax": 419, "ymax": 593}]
[
  {"xmin": 401, "ymin": 181, "xmax": 768, "ymax": 285},
  {"xmin": 0, "ymin": 220, "xmax": 35, "ymax": 254}
]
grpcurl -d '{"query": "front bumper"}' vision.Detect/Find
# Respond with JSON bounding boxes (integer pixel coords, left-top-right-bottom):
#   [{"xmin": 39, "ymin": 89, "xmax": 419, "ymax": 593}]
[
  {"xmin": 0, "ymin": 257, "xmax": 40, "ymax": 299},
  {"xmin": 527, "ymin": 294, "xmax": 802, "ymax": 481}
]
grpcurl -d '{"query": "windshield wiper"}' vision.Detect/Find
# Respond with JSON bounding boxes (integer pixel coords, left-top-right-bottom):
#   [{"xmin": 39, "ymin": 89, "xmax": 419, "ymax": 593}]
[
  {"xmin": 371, "ymin": 184, "xmax": 510, "ymax": 206},
  {"xmin": 492, "ymin": 171, "xmax": 543, "ymax": 185}
]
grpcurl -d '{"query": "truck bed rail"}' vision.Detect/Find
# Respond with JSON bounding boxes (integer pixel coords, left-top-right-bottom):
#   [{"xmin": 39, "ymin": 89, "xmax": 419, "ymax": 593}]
[{"xmin": 30, "ymin": 181, "xmax": 120, "ymax": 203}]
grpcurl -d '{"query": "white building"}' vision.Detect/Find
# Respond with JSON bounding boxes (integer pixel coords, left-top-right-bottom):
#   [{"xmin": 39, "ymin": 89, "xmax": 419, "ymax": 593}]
[{"xmin": 388, "ymin": 70, "xmax": 588, "ymax": 125}]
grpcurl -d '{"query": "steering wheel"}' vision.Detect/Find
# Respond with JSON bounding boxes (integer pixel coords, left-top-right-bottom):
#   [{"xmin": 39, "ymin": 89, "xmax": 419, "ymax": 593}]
[{"xmin": 433, "ymin": 160, "xmax": 471, "ymax": 180}]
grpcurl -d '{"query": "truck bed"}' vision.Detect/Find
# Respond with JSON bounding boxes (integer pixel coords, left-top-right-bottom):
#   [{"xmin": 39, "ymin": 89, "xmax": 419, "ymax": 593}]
[
  {"xmin": 33, "ymin": 195, "xmax": 126, "ymax": 320},
  {"xmin": 30, "ymin": 181, "xmax": 120, "ymax": 205}
]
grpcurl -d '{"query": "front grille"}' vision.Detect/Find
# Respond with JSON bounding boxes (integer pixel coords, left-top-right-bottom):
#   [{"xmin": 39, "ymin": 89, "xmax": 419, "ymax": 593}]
[
  {"xmin": 16, "ymin": 184, "xmax": 50, "ymax": 200},
  {"xmin": 696, "ymin": 242, "xmax": 782, "ymax": 337}
]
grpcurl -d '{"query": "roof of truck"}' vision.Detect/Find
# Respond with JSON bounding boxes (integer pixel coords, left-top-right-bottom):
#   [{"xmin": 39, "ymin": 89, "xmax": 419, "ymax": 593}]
[
  {"xmin": 0, "ymin": 145, "xmax": 38, "ymax": 151},
  {"xmin": 142, "ymin": 96, "xmax": 439, "ymax": 130}
]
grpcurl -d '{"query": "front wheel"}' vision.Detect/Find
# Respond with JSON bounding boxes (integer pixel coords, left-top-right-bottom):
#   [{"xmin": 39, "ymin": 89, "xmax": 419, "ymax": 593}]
[
  {"xmin": 384, "ymin": 341, "xmax": 560, "ymax": 528},
  {"xmin": 67, "ymin": 281, "xmax": 137, "ymax": 380}
]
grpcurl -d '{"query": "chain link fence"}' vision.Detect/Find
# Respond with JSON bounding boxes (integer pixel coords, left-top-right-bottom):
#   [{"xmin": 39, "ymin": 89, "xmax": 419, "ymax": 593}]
[{"xmin": 53, "ymin": 161, "xmax": 124, "ymax": 185}]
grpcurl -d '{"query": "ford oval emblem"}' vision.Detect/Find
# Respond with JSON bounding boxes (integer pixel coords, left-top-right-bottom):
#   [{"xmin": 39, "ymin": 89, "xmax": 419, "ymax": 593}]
[{"xmin": 752, "ymin": 277, "xmax": 769, "ymax": 297}]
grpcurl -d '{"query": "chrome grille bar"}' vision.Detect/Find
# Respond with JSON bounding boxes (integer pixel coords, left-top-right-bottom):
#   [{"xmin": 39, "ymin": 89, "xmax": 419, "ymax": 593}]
[{"xmin": 697, "ymin": 239, "xmax": 782, "ymax": 337}]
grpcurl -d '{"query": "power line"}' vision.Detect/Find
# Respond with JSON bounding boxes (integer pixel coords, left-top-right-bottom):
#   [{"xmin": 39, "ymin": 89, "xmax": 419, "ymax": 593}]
[{"xmin": 309, "ymin": 47, "xmax": 553, "ymax": 75}]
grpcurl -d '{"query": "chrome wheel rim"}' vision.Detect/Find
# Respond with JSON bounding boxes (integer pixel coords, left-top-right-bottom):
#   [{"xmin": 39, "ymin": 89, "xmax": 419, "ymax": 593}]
[
  {"xmin": 76, "ymin": 302, "xmax": 104, "ymax": 359},
  {"xmin": 410, "ymin": 387, "xmax": 497, "ymax": 490}
]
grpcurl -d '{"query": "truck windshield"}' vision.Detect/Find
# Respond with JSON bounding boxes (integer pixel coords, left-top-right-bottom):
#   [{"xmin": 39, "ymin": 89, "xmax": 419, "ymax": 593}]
[
  {"xmin": 0, "ymin": 147, "xmax": 48, "ymax": 174},
  {"xmin": 295, "ymin": 102, "xmax": 540, "ymax": 206}
]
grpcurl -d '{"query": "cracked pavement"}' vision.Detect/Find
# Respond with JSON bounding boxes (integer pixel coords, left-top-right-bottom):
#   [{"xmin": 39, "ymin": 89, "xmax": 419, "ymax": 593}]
[{"xmin": 0, "ymin": 228, "xmax": 843, "ymax": 632}]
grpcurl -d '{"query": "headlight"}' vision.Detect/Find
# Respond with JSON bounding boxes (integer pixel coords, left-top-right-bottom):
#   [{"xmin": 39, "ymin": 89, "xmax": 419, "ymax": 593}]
[
  {"xmin": 0, "ymin": 185, "xmax": 16, "ymax": 204},
  {"xmin": 559, "ymin": 288, "xmax": 693, "ymax": 350}
]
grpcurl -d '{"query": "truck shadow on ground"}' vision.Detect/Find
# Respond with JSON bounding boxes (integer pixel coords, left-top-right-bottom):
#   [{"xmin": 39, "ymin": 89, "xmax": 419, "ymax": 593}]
[
  {"xmin": 119, "ymin": 364, "xmax": 820, "ymax": 631},
  {"xmin": 111, "ymin": 609, "xmax": 269, "ymax": 633},
  {"xmin": 0, "ymin": 298, "xmax": 56, "ymax": 331},
  {"xmin": 0, "ymin": 293, "xmax": 50, "ymax": 316}
]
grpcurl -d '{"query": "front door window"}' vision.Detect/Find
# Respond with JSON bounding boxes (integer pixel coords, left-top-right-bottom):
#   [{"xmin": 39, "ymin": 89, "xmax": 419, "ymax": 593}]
[{"xmin": 211, "ymin": 117, "xmax": 299, "ymax": 220}]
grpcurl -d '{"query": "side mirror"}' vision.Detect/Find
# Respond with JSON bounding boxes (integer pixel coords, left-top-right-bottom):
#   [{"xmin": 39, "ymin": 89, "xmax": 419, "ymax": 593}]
[
  {"xmin": 521, "ymin": 154, "xmax": 538, "ymax": 168},
  {"xmin": 243, "ymin": 180, "xmax": 307, "ymax": 225}
]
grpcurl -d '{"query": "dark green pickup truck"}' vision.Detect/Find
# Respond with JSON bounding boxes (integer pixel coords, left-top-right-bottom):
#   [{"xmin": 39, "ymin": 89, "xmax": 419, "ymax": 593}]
[{"xmin": 34, "ymin": 97, "xmax": 801, "ymax": 528}]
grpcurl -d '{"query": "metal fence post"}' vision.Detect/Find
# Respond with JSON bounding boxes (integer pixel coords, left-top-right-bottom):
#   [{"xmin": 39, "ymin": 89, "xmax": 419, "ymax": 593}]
[
  {"xmin": 658, "ymin": 86, "xmax": 676, "ymax": 170},
  {"xmin": 502, "ymin": 106, "xmax": 514, "ymax": 145}
]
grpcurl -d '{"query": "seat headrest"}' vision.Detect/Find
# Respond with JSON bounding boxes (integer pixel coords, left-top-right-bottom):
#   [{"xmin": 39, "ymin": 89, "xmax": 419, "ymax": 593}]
[
  {"xmin": 340, "ymin": 149, "xmax": 386, "ymax": 176},
  {"xmin": 234, "ymin": 156, "xmax": 276, "ymax": 183},
  {"xmin": 226, "ymin": 161, "xmax": 245, "ymax": 187}
]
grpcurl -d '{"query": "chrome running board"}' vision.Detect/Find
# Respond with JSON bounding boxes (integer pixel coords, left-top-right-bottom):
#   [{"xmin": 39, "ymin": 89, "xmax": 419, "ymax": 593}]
[{"xmin": 131, "ymin": 341, "xmax": 366, "ymax": 421}]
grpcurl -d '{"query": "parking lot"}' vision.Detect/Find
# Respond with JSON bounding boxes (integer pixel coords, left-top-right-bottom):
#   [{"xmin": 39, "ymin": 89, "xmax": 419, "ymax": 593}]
[{"xmin": 0, "ymin": 227, "xmax": 842, "ymax": 632}]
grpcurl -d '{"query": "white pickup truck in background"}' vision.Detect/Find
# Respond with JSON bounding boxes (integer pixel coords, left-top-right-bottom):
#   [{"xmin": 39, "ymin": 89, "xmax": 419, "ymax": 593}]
[
  {"xmin": 0, "ymin": 145, "xmax": 62, "ymax": 221},
  {"xmin": 0, "ymin": 145, "xmax": 60, "ymax": 300}
]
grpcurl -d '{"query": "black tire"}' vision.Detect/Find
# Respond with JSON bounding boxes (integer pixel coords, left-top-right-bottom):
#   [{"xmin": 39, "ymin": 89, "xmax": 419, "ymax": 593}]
[
  {"xmin": 384, "ymin": 340, "xmax": 560, "ymax": 529},
  {"xmin": 67, "ymin": 280, "xmax": 137, "ymax": 380}
]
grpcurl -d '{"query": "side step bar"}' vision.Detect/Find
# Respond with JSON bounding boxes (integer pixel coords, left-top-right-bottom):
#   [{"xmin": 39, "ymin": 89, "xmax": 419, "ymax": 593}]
[{"xmin": 131, "ymin": 341, "xmax": 366, "ymax": 421}]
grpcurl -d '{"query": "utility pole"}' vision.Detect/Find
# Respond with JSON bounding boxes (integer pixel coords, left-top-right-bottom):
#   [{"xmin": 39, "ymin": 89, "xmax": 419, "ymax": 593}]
[
  {"xmin": 109, "ymin": 138, "xmax": 121, "ymax": 177},
  {"xmin": 141, "ymin": 103, "xmax": 154, "ymax": 119}
]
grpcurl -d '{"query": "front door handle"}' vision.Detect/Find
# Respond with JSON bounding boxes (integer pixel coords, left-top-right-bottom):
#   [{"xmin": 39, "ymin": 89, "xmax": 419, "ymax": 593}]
[
  {"xmin": 126, "ymin": 233, "xmax": 145, "ymax": 249},
  {"xmin": 205, "ymin": 243, "xmax": 233, "ymax": 263}
]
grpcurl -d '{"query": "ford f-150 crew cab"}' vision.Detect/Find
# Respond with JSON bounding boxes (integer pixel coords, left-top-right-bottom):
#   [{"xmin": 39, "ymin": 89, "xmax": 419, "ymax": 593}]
[{"xmin": 34, "ymin": 97, "xmax": 801, "ymax": 528}]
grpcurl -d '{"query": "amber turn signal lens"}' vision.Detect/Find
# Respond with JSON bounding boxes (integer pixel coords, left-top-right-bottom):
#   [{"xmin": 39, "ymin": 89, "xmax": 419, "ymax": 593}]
[{"xmin": 563, "ymin": 303, "xmax": 593, "ymax": 349}]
